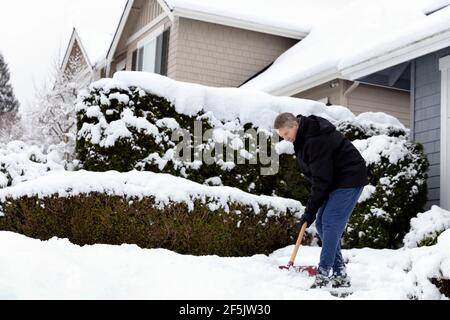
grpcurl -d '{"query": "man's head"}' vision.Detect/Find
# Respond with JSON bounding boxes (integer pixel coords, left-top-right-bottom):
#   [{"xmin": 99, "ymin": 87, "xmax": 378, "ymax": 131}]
[{"xmin": 274, "ymin": 113, "xmax": 299, "ymax": 143}]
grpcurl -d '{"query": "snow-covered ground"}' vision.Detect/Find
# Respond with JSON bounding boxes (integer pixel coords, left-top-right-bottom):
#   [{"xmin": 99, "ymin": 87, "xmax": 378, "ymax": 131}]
[{"xmin": 0, "ymin": 229, "xmax": 448, "ymax": 300}]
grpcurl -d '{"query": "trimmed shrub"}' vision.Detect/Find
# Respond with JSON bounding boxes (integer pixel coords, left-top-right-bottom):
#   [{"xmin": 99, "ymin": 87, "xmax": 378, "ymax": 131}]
[{"xmin": 0, "ymin": 171, "xmax": 302, "ymax": 256}]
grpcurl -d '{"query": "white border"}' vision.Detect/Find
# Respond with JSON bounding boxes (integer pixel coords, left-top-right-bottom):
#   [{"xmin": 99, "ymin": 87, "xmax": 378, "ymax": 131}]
[
  {"xmin": 137, "ymin": 25, "xmax": 165, "ymax": 49},
  {"xmin": 127, "ymin": 13, "xmax": 167, "ymax": 46},
  {"xmin": 439, "ymin": 55, "xmax": 450, "ymax": 210}
]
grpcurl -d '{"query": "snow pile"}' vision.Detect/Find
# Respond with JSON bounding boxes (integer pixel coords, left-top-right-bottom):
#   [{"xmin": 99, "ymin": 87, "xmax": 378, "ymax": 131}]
[
  {"xmin": 0, "ymin": 170, "xmax": 304, "ymax": 218},
  {"xmin": 0, "ymin": 141, "xmax": 66, "ymax": 189},
  {"xmin": 404, "ymin": 206, "xmax": 450, "ymax": 248},
  {"xmin": 406, "ymin": 229, "xmax": 450, "ymax": 299},
  {"xmin": 353, "ymin": 135, "xmax": 414, "ymax": 165},
  {"xmin": 0, "ymin": 229, "xmax": 448, "ymax": 299},
  {"xmin": 85, "ymin": 71, "xmax": 406, "ymax": 135},
  {"xmin": 242, "ymin": 0, "xmax": 450, "ymax": 94}
]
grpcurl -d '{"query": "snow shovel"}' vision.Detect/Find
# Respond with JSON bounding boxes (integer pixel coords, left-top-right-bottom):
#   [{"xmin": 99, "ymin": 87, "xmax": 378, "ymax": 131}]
[{"xmin": 279, "ymin": 222, "xmax": 317, "ymax": 276}]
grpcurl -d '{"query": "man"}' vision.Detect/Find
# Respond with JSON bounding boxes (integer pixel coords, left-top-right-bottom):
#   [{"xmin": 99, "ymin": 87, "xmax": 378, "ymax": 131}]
[{"xmin": 274, "ymin": 113, "xmax": 368, "ymax": 289}]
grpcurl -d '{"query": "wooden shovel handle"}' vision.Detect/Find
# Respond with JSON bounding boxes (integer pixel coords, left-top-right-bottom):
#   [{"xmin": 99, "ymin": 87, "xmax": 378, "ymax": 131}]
[{"xmin": 288, "ymin": 222, "xmax": 308, "ymax": 266}]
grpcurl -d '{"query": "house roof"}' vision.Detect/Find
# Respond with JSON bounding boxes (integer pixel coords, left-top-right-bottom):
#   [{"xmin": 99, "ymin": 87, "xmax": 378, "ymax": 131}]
[
  {"xmin": 161, "ymin": 0, "xmax": 356, "ymax": 39},
  {"xmin": 106, "ymin": 0, "xmax": 357, "ymax": 68},
  {"xmin": 62, "ymin": 1, "xmax": 126, "ymax": 72},
  {"xmin": 60, "ymin": 28, "xmax": 93, "ymax": 72},
  {"xmin": 241, "ymin": 0, "xmax": 450, "ymax": 96}
]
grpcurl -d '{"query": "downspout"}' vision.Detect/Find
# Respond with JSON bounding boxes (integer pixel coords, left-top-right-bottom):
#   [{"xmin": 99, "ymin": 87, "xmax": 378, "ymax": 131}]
[{"xmin": 343, "ymin": 81, "xmax": 360, "ymax": 107}]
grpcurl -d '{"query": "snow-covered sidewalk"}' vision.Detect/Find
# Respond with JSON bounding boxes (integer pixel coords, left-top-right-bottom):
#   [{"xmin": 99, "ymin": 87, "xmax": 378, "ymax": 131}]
[{"xmin": 0, "ymin": 231, "xmax": 448, "ymax": 300}]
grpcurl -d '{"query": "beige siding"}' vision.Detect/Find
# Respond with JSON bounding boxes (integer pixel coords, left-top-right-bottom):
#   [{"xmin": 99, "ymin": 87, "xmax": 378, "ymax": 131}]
[
  {"xmin": 132, "ymin": 0, "xmax": 164, "ymax": 34},
  {"xmin": 293, "ymin": 80, "xmax": 343, "ymax": 105},
  {"xmin": 167, "ymin": 17, "xmax": 179, "ymax": 79},
  {"xmin": 173, "ymin": 17, "xmax": 298, "ymax": 87},
  {"xmin": 294, "ymin": 80, "xmax": 410, "ymax": 127},
  {"xmin": 347, "ymin": 83, "xmax": 410, "ymax": 127}
]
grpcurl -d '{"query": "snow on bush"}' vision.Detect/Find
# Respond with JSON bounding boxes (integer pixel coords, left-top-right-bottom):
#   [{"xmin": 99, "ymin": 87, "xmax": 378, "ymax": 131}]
[
  {"xmin": 74, "ymin": 72, "xmax": 428, "ymax": 249},
  {"xmin": 0, "ymin": 170, "xmax": 303, "ymax": 215},
  {"xmin": 0, "ymin": 140, "xmax": 67, "ymax": 189},
  {"xmin": 406, "ymin": 229, "xmax": 450, "ymax": 299},
  {"xmin": 0, "ymin": 170, "xmax": 303, "ymax": 256},
  {"xmin": 345, "ymin": 135, "xmax": 428, "ymax": 248},
  {"xmin": 404, "ymin": 206, "xmax": 450, "ymax": 248}
]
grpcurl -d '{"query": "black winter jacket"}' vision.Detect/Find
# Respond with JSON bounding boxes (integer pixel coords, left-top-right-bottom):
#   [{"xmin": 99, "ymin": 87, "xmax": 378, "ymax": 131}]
[{"xmin": 293, "ymin": 115, "xmax": 369, "ymax": 216}]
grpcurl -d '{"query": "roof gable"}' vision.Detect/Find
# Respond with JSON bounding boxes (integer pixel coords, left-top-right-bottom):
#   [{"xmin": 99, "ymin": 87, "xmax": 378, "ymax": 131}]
[{"xmin": 61, "ymin": 29, "xmax": 93, "ymax": 73}]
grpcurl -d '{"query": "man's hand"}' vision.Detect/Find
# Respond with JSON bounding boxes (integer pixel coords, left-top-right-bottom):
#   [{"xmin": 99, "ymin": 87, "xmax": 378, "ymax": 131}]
[{"xmin": 298, "ymin": 212, "xmax": 316, "ymax": 228}]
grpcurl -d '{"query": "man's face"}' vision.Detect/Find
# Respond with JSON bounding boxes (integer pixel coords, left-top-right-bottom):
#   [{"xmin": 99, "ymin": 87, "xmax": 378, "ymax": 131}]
[{"xmin": 276, "ymin": 122, "xmax": 299, "ymax": 143}]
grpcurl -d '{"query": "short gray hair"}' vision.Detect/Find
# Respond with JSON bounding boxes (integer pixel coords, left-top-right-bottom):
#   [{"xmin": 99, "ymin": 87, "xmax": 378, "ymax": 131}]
[{"xmin": 274, "ymin": 113, "xmax": 298, "ymax": 129}]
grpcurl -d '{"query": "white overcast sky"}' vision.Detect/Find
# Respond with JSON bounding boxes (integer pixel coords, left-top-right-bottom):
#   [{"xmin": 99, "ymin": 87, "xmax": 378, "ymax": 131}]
[{"xmin": 0, "ymin": 0, "xmax": 127, "ymax": 113}]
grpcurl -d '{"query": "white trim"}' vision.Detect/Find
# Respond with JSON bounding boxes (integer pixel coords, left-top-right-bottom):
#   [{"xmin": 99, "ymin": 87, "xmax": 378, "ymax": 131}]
[
  {"xmin": 344, "ymin": 81, "xmax": 360, "ymax": 97},
  {"xmin": 172, "ymin": 7, "xmax": 305, "ymax": 40},
  {"xmin": 157, "ymin": 0, "xmax": 174, "ymax": 22},
  {"xmin": 127, "ymin": 13, "xmax": 167, "ymax": 46},
  {"xmin": 439, "ymin": 55, "xmax": 450, "ymax": 210},
  {"xmin": 107, "ymin": 0, "xmax": 135, "ymax": 76},
  {"xmin": 440, "ymin": 55, "xmax": 450, "ymax": 70},
  {"xmin": 137, "ymin": 25, "xmax": 165, "ymax": 48},
  {"xmin": 342, "ymin": 27, "xmax": 450, "ymax": 80},
  {"xmin": 272, "ymin": 27, "xmax": 450, "ymax": 96}
]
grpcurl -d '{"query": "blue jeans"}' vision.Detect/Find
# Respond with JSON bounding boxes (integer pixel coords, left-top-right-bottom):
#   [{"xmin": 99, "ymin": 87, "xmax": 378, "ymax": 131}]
[{"xmin": 315, "ymin": 187, "xmax": 364, "ymax": 276}]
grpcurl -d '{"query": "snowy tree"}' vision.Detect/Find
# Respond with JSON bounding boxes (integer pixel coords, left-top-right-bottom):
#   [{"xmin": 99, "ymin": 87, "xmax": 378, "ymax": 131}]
[
  {"xmin": 26, "ymin": 52, "xmax": 88, "ymax": 162},
  {"xmin": 0, "ymin": 52, "xmax": 22, "ymax": 143},
  {"xmin": 0, "ymin": 52, "xmax": 19, "ymax": 114}
]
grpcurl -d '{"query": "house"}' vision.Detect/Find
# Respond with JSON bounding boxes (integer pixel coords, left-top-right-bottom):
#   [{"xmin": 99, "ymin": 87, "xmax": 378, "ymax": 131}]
[
  {"xmin": 61, "ymin": 28, "xmax": 107, "ymax": 89},
  {"xmin": 61, "ymin": 2, "xmax": 126, "ymax": 89},
  {"xmin": 65, "ymin": 0, "xmax": 418, "ymax": 127},
  {"xmin": 244, "ymin": 0, "xmax": 450, "ymax": 210},
  {"xmin": 65, "ymin": 0, "xmax": 363, "ymax": 87}
]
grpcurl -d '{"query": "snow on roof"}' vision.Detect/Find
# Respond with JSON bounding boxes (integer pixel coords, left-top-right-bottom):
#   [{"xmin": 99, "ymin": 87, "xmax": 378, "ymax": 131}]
[
  {"xmin": 163, "ymin": 0, "xmax": 357, "ymax": 37},
  {"xmin": 242, "ymin": 0, "xmax": 450, "ymax": 95}
]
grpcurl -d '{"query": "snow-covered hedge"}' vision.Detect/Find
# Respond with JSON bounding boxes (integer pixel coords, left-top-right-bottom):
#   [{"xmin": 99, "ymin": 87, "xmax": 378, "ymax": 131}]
[
  {"xmin": 75, "ymin": 72, "xmax": 428, "ymax": 248},
  {"xmin": 0, "ymin": 141, "xmax": 67, "ymax": 188},
  {"xmin": 404, "ymin": 206, "xmax": 450, "ymax": 248},
  {"xmin": 346, "ymin": 136, "xmax": 428, "ymax": 248},
  {"xmin": 0, "ymin": 170, "xmax": 303, "ymax": 256}
]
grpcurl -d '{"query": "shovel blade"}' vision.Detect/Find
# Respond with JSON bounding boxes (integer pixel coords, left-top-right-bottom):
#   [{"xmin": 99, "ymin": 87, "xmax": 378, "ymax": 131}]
[{"xmin": 279, "ymin": 264, "xmax": 317, "ymax": 277}]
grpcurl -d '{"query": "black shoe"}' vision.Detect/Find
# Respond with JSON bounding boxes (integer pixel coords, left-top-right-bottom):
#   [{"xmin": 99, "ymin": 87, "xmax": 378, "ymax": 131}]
[
  {"xmin": 310, "ymin": 273, "xmax": 331, "ymax": 289},
  {"xmin": 330, "ymin": 274, "xmax": 351, "ymax": 288}
]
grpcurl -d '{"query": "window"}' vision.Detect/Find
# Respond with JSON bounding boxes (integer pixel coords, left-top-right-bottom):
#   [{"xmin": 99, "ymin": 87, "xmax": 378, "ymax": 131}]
[{"xmin": 132, "ymin": 28, "xmax": 170, "ymax": 76}]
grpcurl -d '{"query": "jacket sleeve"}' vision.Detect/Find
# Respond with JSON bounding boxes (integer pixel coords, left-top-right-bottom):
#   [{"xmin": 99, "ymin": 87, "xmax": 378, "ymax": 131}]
[{"xmin": 304, "ymin": 138, "xmax": 334, "ymax": 216}]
